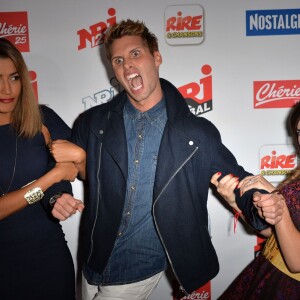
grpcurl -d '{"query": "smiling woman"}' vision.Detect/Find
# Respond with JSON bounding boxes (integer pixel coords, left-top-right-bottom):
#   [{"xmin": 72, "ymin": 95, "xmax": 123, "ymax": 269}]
[{"xmin": 0, "ymin": 38, "xmax": 77, "ymax": 300}]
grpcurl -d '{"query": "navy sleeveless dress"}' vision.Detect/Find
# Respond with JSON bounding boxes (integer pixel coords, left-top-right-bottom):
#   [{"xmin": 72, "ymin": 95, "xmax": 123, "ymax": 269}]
[{"xmin": 0, "ymin": 106, "xmax": 75, "ymax": 299}]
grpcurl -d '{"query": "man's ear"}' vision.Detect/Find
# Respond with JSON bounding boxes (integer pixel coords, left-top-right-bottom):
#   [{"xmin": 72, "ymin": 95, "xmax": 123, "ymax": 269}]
[{"xmin": 154, "ymin": 51, "xmax": 162, "ymax": 66}]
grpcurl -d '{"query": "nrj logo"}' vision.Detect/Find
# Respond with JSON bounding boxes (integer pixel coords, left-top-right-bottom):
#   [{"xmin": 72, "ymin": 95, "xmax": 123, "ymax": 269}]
[
  {"xmin": 254, "ymin": 80, "xmax": 300, "ymax": 108},
  {"xmin": 77, "ymin": 8, "xmax": 116, "ymax": 50},
  {"xmin": 178, "ymin": 64, "xmax": 212, "ymax": 116},
  {"xmin": 29, "ymin": 71, "xmax": 38, "ymax": 102},
  {"xmin": 165, "ymin": 4, "xmax": 204, "ymax": 45},
  {"xmin": 259, "ymin": 144, "xmax": 298, "ymax": 182},
  {"xmin": 82, "ymin": 77, "xmax": 121, "ymax": 110},
  {"xmin": 0, "ymin": 12, "xmax": 30, "ymax": 52},
  {"xmin": 254, "ymin": 235, "xmax": 266, "ymax": 258}
]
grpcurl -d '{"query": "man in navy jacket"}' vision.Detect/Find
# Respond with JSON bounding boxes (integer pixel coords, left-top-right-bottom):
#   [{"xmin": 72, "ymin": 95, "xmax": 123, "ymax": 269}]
[{"xmin": 51, "ymin": 19, "xmax": 284, "ymax": 299}]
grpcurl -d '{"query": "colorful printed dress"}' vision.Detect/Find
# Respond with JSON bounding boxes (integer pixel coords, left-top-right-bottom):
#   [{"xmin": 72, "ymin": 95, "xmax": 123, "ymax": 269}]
[{"xmin": 218, "ymin": 180, "xmax": 300, "ymax": 300}]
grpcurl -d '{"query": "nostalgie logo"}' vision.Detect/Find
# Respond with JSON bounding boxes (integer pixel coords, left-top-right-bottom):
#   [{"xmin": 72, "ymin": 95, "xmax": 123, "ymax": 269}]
[
  {"xmin": 165, "ymin": 4, "xmax": 204, "ymax": 45},
  {"xmin": 253, "ymin": 80, "xmax": 300, "ymax": 108},
  {"xmin": 77, "ymin": 8, "xmax": 116, "ymax": 50},
  {"xmin": 259, "ymin": 144, "xmax": 298, "ymax": 183},
  {"xmin": 179, "ymin": 64, "xmax": 212, "ymax": 116},
  {"xmin": 0, "ymin": 11, "xmax": 30, "ymax": 52},
  {"xmin": 246, "ymin": 8, "xmax": 300, "ymax": 36},
  {"xmin": 81, "ymin": 65, "xmax": 213, "ymax": 115},
  {"xmin": 173, "ymin": 281, "xmax": 211, "ymax": 300}
]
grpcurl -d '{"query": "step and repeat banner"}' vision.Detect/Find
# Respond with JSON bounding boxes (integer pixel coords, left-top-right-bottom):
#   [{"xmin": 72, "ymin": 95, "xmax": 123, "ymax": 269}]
[{"xmin": 1, "ymin": 1, "xmax": 299, "ymax": 299}]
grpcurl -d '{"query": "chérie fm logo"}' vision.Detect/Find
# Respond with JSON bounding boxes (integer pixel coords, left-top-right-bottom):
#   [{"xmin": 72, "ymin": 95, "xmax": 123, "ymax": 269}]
[
  {"xmin": 254, "ymin": 80, "xmax": 300, "ymax": 109},
  {"xmin": 0, "ymin": 11, "xmax": 30, "ymax": 52}
]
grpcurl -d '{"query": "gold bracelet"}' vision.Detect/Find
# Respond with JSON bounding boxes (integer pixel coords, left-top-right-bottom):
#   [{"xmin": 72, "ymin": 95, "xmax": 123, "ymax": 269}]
[{"xmin": 24, "ymin": 187, "xmax": 44, "ymax": 205}]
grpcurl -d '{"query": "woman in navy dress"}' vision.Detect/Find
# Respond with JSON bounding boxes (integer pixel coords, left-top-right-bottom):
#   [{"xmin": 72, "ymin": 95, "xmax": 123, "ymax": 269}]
[{"xmin": 0, "ymin": 38, "xmax": 79, "ymax": 299}]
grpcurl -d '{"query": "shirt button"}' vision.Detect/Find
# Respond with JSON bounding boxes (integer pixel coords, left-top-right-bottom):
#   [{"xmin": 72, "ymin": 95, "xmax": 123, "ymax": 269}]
[
  {"xmin": 135, "ymin": 159, "xmax": 139, "ymax": 164},
  {"xmin": 138, "ymin": 134, "xmax": 142, "ymax": 139},
  {"xmin": 126, "ymin": 211, "xmax": 131, "ymax": 215},
  {"xmin": 189, "ymin": 141, "xmax": 194, "ymax": 146},
  {"xmin": 118, "ymin": 232, "xmax": 122, "ymax": 236},
  {"xmin": 131, "ymin": 186, "xmax": 136, "ymax": 190}
]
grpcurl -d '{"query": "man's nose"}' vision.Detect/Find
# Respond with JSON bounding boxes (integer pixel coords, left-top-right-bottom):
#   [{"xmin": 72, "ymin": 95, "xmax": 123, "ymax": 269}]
[{"xmin": 123, "ymin": 58, "xmax": 133, "ymax": 69}]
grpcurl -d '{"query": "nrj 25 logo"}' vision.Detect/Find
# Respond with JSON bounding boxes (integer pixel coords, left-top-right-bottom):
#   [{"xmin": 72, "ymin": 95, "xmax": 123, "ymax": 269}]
[
  {"xmin": 77, "ymin": 8, "xmax": 116, "ymax": 50},
  {"xmin": 260, "ymin": 144, "xmax": 298, "ymax": 183},
  {"xmin": 165, "ymin": 4, "xmax": 204, "ymax": 45}
]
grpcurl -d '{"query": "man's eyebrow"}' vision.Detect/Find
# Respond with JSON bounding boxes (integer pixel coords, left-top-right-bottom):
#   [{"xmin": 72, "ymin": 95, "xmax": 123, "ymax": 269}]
[{"xmin": 111, "ymin": 55, "xmax": 122, "ymax": 61}]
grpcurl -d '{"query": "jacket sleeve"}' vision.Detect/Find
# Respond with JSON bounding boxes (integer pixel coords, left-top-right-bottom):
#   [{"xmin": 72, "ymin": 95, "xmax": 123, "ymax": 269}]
[
  {"xmin": 206, "ymin": 119, "xmax": 269, "ymax": 230},
  {"xmin": 39, "ymin": 105, "xmax": 73, "ymax": 210},
  {"xmin": 70, "ymin": 110, "xmax": 90, "ymax": 150}
]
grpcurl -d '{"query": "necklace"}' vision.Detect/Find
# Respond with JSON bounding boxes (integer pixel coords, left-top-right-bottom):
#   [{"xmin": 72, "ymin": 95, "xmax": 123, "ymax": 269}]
[{"xmin": 0, "ymin": 136, "xmax": 18, "ymax": 196}]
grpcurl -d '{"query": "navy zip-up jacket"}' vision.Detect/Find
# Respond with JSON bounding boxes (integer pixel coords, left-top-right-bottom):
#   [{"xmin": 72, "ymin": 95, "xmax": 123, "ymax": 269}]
[{"xmin": 72, "ymin": 78, "xmax": 268, "ymax": 294}]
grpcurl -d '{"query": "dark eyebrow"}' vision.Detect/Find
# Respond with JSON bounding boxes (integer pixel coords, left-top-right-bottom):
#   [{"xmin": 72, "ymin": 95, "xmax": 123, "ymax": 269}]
[
  {"xmin": 0, "ymin": 71, "xmax": 18, "ymax": 78},
  {"xmin": 130, "ymin": 47, "xmax": 145, "ymax": 54},
  {"xmin": 111, "ymin": 47, "xmax": 144, "ymax": 61},
  {"xmin": 111, "ymin": 55, "xmax": 122, "ymax": 61}
]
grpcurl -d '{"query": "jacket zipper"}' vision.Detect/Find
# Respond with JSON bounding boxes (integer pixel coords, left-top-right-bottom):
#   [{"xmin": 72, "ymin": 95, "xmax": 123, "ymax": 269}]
[
  {"xmin": 152, "ymin": 147, "xmax": 198, "ymax": 296},
  {"xmin": 87, "ymin": 143, "xmax": 103, "ymax": 263}
]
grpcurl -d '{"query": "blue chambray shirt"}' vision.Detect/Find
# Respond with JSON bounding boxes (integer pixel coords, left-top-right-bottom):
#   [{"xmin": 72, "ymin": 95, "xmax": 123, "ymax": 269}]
[{"xmin": 83, "ymin": 97, "xmax": 168, "ymax": 286}]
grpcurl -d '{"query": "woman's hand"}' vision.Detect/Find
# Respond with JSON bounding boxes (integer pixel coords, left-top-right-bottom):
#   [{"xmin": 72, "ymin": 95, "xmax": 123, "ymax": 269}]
[
  {"xmin": 238, "ymin": 174, "xmax": 275, "ymax": 196},
  {"xmin": 50, "ymin": 140, "xmax": 86, "ymax": 165},
  {"xmin": 211, "ymin": 172, "xmax": 240, "ymax": 211},
  {"xmin": 253, "ymin": 191, "xmax": 284, "ymax": 225},
  {"xmin": 50, "ymin": 140, "xmax": 87, "ymax": 179}
]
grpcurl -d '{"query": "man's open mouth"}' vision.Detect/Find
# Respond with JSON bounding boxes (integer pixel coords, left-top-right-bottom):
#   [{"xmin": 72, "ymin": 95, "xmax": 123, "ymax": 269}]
[{"xmin": 127, "ymin": 73, "xmax": 143, "ymax": 91}]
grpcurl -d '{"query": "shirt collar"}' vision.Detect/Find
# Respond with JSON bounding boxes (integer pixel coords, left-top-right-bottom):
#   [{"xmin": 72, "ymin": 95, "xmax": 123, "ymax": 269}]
[{"xmin": 124, "ymin": 96, "xmax": 166, "ymax": 121}]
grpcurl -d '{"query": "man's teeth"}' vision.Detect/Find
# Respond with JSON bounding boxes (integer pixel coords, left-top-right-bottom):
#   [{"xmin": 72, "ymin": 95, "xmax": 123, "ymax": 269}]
[
  {"xmin": 132, "ymin": 84, "xmax": 142, "ymax": 91},
  {"xmin": 127, "ymin": 73, "xmax": 139, "ymax": 80}
]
